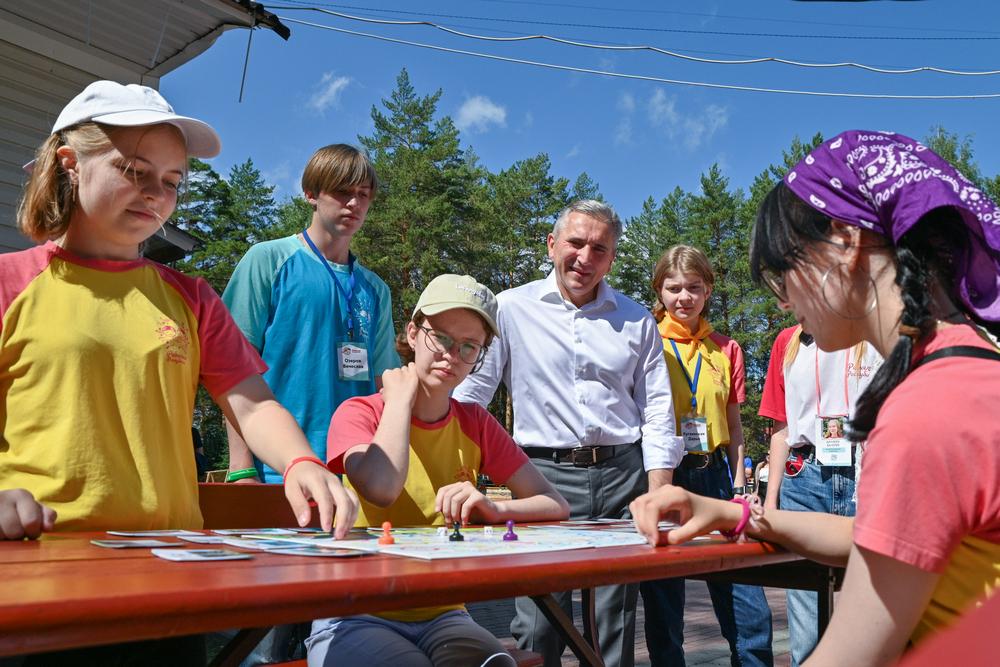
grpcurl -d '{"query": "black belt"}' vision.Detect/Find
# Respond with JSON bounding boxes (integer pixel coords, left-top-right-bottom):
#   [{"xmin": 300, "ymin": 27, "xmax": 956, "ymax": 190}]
[
  {"xmin": 522, "ymin": 443, "xmax": 635, "ymax": 467},
  {"xmin": 678, "ymin": 448, "xmax": 726, "ymax": 470}
]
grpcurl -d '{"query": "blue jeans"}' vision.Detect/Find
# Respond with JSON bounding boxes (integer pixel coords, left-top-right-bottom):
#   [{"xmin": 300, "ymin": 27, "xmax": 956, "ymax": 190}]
[
  {"xmin": 639, "ymin": 458, "xmax": 774, "ymax": 667},
  {"xmin": 779, "ymin": 456, "xmax": 855, "ymax": 666}
]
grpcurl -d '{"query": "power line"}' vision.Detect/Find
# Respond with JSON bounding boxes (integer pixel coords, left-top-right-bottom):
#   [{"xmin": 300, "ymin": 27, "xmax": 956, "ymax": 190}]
[
  {"xmin": 279, "ymin": 16, "xmax": 1000, "ymax": 100},
  {"xmin": 272, "ymin": 1, "xmax": 1000, "ymax": 41},
  {"xmin": 277, "ymin": 6, "xmax": 1000, "ymax": 76}
]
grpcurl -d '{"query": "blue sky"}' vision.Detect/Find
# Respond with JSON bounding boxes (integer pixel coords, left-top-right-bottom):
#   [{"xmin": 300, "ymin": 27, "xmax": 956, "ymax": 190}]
[{"xmin": 161, "ymin": 0, "xmax": 1000, "ymax": 220}]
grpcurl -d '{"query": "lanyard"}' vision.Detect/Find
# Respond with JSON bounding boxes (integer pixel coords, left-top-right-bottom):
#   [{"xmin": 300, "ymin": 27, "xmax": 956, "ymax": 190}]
[
  {"xmin": 814, "ymin": 347, "xmax": 851, "ymax": 417},
  {"xmin": 301, "ymin": 229, "xmax": 357, "ymax": 339},
  {"xmin": 669, "ymin": 338, "xmax": 702, "ymax": 414}
]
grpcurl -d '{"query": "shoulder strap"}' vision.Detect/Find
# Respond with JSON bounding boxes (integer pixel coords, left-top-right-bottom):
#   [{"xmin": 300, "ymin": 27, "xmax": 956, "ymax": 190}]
[{"xmin": 914, "ymin": 345, "xmax": 1000, "ymax": 370}]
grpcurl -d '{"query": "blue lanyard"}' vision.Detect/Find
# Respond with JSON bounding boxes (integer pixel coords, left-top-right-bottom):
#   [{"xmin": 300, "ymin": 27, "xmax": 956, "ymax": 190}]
[
  {"xmin": 301, "ymin": 229, "xmax": 357, "ymax": 339},
  {"xmin": 669, "ymin": 338, "xmax": 702, "ymax": 414}
]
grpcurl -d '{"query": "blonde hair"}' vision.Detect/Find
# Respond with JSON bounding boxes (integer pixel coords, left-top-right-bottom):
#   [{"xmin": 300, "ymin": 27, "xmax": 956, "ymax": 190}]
[
  {"xmin": 301, "ymin": 144, "xmax": 378, "ymax": 199},
  {"xmin": 650, "ymin": 245, "xmax": 715, "ymax": 322},
  {"xmin": 783, "ymin": 324, "xmax": 868, "ymax": 374},
  {"xmin": 17, "ymin": 123, "xmax": 117, "ymax": 242}
]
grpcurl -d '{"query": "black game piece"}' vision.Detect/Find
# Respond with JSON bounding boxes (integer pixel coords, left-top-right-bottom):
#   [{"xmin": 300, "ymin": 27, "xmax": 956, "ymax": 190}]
[{"xmin": 449, "ymin": 520, "xmax": 464, "ymax": 542}]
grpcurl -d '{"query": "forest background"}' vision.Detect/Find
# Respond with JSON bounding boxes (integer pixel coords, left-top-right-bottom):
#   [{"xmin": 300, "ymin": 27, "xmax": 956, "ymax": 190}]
[{"xmin": 174, "ymin": 68, "xmax": 1000, "ymax": 470}]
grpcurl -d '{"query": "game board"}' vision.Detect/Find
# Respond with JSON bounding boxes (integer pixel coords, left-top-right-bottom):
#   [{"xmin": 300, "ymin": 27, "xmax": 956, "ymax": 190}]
[{"xmin": 281, "ymin": 524, "xmax": 651, "ymax": 560}]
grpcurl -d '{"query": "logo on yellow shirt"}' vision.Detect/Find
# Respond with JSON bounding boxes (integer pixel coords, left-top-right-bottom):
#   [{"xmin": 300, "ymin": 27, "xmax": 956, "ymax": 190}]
[
  {"xmin": 454, "ymin": 465, "xmax": 476, "ymax": 483},
  {"xmin": 156, "ymin": 317, "xmax": 190, "ymax": 365}
]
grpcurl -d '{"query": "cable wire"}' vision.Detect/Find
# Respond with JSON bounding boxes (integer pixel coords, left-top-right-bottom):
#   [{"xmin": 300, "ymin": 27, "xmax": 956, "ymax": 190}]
[
  {"xmin": 275, "ymin": 6, "xmax": 1000, "ymax": 76},
  {"xmin": 279, "ymin": 16, "xmax": 1000, "ymax": 100}
]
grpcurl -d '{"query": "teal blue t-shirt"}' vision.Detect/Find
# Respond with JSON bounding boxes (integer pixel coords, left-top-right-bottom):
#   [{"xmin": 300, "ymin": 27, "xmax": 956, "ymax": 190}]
[{"xmin": 222, "ymin": 235, "xmax": 400, "ymax": 482}]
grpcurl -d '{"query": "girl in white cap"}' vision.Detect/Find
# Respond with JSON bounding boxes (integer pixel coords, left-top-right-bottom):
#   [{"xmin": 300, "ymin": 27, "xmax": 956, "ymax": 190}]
[
  {"xmin": 307, "ymin": 274, "xmax": 569, "ymax": 667},
  {"xmin": 0, "ymin": 81, "xmax": 358, "ymax": 548}
]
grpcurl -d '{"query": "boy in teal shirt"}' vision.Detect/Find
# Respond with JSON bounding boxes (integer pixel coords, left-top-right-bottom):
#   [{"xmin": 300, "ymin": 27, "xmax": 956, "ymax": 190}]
[{"xmin": 223, "ymin": 144, "xmax": 399, "ymax": 484}]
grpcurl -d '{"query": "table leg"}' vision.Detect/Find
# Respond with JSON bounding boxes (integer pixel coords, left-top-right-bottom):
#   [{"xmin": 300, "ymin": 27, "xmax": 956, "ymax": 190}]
[
  {"xmin": 816, "ymin": 566, "xmax": 837, "ymax": 638},
  {"xmin": 581, "ymin": 587, "xmax": 600, "ymax": 656},
  {"xmin": 530, "ymin": 593, "xmax": 605, "ymax": 667},
  {"xmin": 209, "ymin": 627, "xmax": 271, "ymax": 667}
]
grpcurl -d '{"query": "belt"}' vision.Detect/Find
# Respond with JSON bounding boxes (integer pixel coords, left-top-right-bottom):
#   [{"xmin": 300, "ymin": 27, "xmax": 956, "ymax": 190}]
[
  {"xmin": 522, "ymin": 443, "xmax": 636, "ymax": 467},
  {"xmin": 678, "ymin": 448, "xmax": 726, "ymax": 470}
]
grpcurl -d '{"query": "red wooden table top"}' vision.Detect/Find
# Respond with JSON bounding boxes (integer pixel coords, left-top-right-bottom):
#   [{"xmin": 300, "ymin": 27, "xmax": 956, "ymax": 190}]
[{"xmin": 0, "ymin": 530, "xmax": 798, "ymax": 657}]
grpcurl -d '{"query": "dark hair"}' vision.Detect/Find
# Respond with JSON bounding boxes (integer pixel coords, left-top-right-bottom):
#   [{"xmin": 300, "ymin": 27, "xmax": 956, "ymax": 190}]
[{"xmin": 752, "ymin": 181, "xmax": 1000, "ymax": 440}]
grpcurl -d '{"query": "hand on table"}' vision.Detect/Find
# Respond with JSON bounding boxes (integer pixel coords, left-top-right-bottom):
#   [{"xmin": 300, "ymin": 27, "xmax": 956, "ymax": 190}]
[
  {"xmin": 435, "ymin": 481, "xmax": 498, "ymax": 526},
  {"xmin": 0, "ymin": 489, "xmax": 56, "ymax": 540},
  {"xmin": 284, "ymin": 462, "xmax": 359, "ymax": 539},
  {"xmin": 630, "ymin": 485, "xmax": 736, "ymax": 547}
]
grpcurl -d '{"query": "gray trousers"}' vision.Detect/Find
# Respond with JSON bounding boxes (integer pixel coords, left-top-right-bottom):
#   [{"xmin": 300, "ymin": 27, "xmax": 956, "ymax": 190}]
[{"xmin": 511, "ymin": 445, "xmax": 647, "ymax": 667}]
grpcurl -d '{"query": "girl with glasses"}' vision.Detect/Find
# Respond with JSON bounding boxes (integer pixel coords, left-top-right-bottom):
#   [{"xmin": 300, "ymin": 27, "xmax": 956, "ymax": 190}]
[
  {"xmin": 308, "ymin": 274, "xmax": 568, "ymax": 667},
  {"xmin": 631, "ymin": 131, "xmax": 1000, "ymax": 665}
]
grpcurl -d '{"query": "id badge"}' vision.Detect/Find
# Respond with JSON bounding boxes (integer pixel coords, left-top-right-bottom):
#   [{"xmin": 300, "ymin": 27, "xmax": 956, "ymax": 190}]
[
  {"xmin": 337, "ymin": 340, "xmax": 370, "ymax": 381},
  {"xmin": 815, "ymin": 415, "xmax": 850, "ymax": 466},
  {"xmin": 681, "ymin": 416, "xmax": 709, "ymax": 453}
]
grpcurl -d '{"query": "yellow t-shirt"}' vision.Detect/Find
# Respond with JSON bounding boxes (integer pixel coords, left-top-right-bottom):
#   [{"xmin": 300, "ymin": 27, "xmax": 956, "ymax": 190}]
[
  {"xmin": 0, "ymin": 243, "xmax": 265, "ymax": 531},
  {"xmin": 327, "ymin": 394, "xmax": 529, "ymax": 622},
  {"xmin": 659, "ymin": 319, "xmax": 746, "ymax": 452}
]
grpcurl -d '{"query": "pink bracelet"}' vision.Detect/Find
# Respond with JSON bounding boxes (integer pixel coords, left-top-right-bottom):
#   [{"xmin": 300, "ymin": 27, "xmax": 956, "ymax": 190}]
[
  {"xmin": 283, "ymin": 456, "xmax": 326, "ymax": 480},
  {"xmin": 721, "ymin": 497, "xmax": 751, "ymax": 542}
]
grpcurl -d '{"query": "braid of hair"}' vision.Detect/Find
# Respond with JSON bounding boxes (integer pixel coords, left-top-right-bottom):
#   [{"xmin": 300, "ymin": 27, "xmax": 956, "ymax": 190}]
[{"xmin": 850, "ymin": 243, "xmax": 935, "ymax": 441}]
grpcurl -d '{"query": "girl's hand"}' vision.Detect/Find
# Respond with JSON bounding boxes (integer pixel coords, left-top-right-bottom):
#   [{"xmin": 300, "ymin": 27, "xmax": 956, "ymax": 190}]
[
  {"xmin": 630, "ymin": 485, "xmax": 736, "ymax": 546},
  {"xmin": 380, "ymin": 363, "xmax": 419, "ymax": 408},
  {"xmin": 0, "ymin": 489, "xmax": 57, "ymax": 540},
  {"xmin": 435, "ymin": 481, "xmax": 498, "ymax": 526},
  {"xmin": 283, "ymin": 462, "xmax": 359, "ymax": 539}
]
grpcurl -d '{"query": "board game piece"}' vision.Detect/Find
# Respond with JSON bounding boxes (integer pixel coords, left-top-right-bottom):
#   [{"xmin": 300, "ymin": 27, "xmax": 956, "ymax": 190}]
[
  {"xmin": 436, "ymin": 526, "xmax": 447, "ymax": 540},
  {"xmin": 449, "ymin": 521, "xmax": 464, "ymax": 542},
  {"xmin": 503, "ymin": 520, "xmax": 518, "ymax": 541},
  {"xmin": 378, "ymin": 521, "xmax": 395, "ymax": 545},
  {"xmin": 483, "ymin": 526, "xmax": 494, "ymax": 537}
]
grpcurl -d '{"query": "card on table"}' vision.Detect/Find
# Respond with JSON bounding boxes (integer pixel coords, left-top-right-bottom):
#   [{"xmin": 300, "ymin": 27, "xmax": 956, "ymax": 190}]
[
  {"xmin": 91, "ymin": 539, "xmax": 181, "ymax": 548},
  {"xmin": 210, "ymin": 528, "xmax": 298, "ymax": 536},
  {"xmin": 151, "ymin": 548, "xmax": 253, "ymax": 562},
  {"xmin": 268, "ymin": 546, "xmax": 369, "ymax": 558},
  {"xmin": 178, "ymin": 534, "xmax": 226, "ymax": 544},
  {"xmin": 105, "ymin": 529, "xmax": 202, "ymax": 537}
]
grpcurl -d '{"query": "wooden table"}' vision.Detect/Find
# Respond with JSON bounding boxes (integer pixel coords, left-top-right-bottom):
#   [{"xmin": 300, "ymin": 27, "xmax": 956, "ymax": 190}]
[{"xmin": 0, "ymin": 530, "xmax": 814, "ymax": 666}]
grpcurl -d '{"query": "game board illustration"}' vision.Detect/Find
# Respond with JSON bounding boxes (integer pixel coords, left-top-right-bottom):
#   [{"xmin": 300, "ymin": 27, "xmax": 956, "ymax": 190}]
[{"xmin": 281, "ymin": 524, "xmax": 651, "ymax": 560}]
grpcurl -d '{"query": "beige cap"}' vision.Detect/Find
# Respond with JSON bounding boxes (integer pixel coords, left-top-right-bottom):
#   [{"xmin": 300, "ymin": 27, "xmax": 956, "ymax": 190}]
[{"xmin": 414, "ymin": 274, "xmax": 499, "ymax": 336}]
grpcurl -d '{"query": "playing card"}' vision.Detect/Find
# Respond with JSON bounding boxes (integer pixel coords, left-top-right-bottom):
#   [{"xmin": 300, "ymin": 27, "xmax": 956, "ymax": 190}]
[
  {"xmin": 151, "ymin": 549, "xmax": 253, "ymax": 561},
  {"xmin": 91, "ymin": 539, "xmax": 181, "ymax": 548}
]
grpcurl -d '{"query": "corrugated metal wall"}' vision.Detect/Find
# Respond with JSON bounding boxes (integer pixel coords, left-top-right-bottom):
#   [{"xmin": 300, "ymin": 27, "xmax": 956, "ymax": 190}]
[{"xmin": 0, "ymin": 41, "xmax": 101, "ymax": 251}]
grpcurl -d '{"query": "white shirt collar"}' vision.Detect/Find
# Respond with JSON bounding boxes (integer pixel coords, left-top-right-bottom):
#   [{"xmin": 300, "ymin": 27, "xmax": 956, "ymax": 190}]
[{"xmin": 539, "ymin": 271, "xmax": 617, "ymax": 310}]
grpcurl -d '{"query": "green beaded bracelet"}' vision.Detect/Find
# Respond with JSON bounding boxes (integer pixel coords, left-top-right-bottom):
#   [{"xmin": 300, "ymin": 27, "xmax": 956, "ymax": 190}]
[{"xmin": 225, "ymin": 467, "xmax": 259, "ymax": 483}]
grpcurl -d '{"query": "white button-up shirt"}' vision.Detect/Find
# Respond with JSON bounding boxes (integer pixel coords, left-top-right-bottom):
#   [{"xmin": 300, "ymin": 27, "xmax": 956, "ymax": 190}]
[{"xmin": 453, "ymin": 272, "xmax": 685, "ymax": 471}]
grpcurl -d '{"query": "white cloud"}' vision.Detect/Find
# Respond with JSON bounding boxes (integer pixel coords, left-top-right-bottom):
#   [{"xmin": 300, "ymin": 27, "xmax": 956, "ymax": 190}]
[
  {"xmin": 618, "ymin": 92, "xmax": 636, "ymax": 113},
  {"xmin": 646, "ymin": 90, "xmax": 727, "ymax": 150},
  {"xmin": 614, "ymin": 118, "xmax": 632, "ymax": 146},
  {"xmin": 523, "ymin": 111, "xmax": 534, "ymax": 128},
  {"xmin": 566, "ymin": 144, "xmax": 581, "ymax": 158},
  {"xmin": 262, "ymin": 161, "xmax": 295, "ymax": 196},
  {"xmin": 455, "ymin": 95, "xmax": 507, "ymax": 134},
  {"xmin": 307, "ymin": 73, "xmax": 351, "ymax": 113}
]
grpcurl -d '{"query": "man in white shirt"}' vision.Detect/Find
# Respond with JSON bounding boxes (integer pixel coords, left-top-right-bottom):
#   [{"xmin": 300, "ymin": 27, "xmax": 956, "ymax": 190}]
[{"xmin": 454, "ymin": 200, "xmax": 684, "ymax": 667}]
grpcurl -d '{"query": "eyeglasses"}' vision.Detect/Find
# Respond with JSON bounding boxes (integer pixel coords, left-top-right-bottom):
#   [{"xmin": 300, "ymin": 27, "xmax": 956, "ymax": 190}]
[
  {"xmin": 759, "ymin": 268, "xmax": 788, "ymax": 302},
  {"xmin": 418, "ymin": 326, "xmax": 487, "ymax": 365}
]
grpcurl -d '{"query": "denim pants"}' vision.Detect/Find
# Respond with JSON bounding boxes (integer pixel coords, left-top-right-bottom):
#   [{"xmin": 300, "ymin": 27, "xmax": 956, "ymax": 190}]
[
  {"xmin": 779, "ymin": 456, "xmax": 856, "ymax": 666},
  {"xmin": 639, "ymin": 458, "xmax": 774, "ymax": 667}
]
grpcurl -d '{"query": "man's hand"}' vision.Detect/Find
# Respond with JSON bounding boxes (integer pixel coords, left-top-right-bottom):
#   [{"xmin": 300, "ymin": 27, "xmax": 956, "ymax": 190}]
[
  {"xmin": 0, "ymin": 489, "xmax": 57, "ymax": 540},
  {"xmin": 283, "ymin": 462, "xmax": 359, "ymax": 539},
  {"xmin": 435, "ymin": 481, "xmax": 498, "ymax": 526}
]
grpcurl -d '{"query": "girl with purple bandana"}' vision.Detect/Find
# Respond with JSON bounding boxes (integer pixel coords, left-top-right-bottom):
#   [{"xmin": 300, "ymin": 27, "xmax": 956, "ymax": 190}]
[{"xmin": 630, "ymin": 130, "xmax": 1000, "ymax": 665}]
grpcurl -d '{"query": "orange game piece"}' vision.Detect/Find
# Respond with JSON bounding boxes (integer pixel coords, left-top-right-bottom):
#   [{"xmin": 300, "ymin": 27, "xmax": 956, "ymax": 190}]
[{"xmin": 378, "ymin": 521, "xmax": 395, "ymax": 545}]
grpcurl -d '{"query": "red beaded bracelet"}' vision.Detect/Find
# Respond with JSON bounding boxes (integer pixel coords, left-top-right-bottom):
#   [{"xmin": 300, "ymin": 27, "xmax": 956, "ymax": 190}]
[
  {"xmin": 721, "ymin": 497, "xmax": 751, "ymax": 542},
  {"xmin": 283, "ymin": 456, "xmax": 326, "ymax": 480}
]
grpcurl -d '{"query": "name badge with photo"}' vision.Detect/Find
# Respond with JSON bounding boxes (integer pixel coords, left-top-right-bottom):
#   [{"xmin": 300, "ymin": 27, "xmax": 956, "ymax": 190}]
[
  {"xmin": 338, "ymin": 340, "xmax": 370, "ymax": 381},
  {"xmin": 815, "ymin": 415, "xmax": 850, "ymax": 466},
  {"xmin": 681, "ymin": 416, "xmax": 710, "ymax": 453}
]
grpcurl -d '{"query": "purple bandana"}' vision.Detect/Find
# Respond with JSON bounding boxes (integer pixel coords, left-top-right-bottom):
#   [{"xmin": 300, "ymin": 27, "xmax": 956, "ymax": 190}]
[{"xmin": 785, "ymin": 130, "xmax": 1000, "ymax": 322}]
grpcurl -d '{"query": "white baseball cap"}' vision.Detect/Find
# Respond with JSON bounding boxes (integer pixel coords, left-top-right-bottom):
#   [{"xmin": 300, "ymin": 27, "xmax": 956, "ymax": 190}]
[
  {"xmin": 51, "ymin": 80, "xmax": 220, "ymax": 158},
  {"xmin": 413, "ymin": 274, "xmax": 500, "ymax": 336}
]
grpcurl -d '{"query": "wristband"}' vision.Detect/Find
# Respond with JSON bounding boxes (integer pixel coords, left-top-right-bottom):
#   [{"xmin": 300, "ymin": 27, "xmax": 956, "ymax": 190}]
[
  {"xmin": 721, "ymin": 497, "xmax": 751, "ymax": 542},
  {"xmin": 283, "ymin": 456, "xmax": 326, "ymax": 480},
  {"xmin": 225, "ymin": 468, "xmax": 259, "ymax": 483}
]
